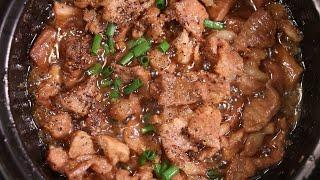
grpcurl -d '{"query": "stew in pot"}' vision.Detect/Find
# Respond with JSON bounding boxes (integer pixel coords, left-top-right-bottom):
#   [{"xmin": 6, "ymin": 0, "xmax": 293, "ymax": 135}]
[{"xmin": 28, "ymin": 0, "xmax": 304, "ymax": 179}]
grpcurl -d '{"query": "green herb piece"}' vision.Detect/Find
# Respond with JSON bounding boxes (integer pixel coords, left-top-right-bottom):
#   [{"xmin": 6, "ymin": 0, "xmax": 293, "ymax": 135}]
[
  {"xmin": 107, "ymin": 38, "xmax": 116, "ymax": 54},
  {"xmin": 204, "ymin": 19, "xmax": 225, "ymax": 30},
  {"xmin": 113, "ymin": 77, "xmax": 122, "ymax": 90},
  {"xmin": 128, "ymin": 37, "xmax": 148, "ymax": 49},
  {"xmin": 119, "ymin": 52, "xmax": 135, "ymax": 66},
  {"xmin": 100, "ymin": 78, "xmax": 113, "ymax": 88},
  {"xmin": 132, "ymin": 40, "xmax": 151, "ymax": 57},
  {"xmin": 158, "ymin": 40, "xmax": 170, "ymax": 53},
  {"xmin": 156, "ymin": 0, "xmax": 167, "ymax": 10},
  {"xmin": 139, "ymin": 150, "xmax": 157, "ymax": 165},
  {"xmin": 109, "ymin": 90, "xmax": 120, "ymax": 101},
  {"xmin": 123, "ymin": 79, "xmax": 143, "ymax": 95},
  {"xmin": 101, "ymin": 66, "xmax": 113, "ymax": 77},
  {"xmin": 162, "ymin": 165, "xmax": 179, "ymax": 180},
  {"xmin": 139, "ymin": 56, "xmax": 150, "ymax": 68},
  {"xmin": 91, "ymin": 34, "xmax": 103, "ymax": 55},
  {"xmin": 105, "ymin": 23, "xmax": 117, "ymax": 37},
  {"xmin": 207, "ymin": 168, "xmax": 223, "ymax": 180},
  {"xmin": 141, "ymin": 124, "xmax": 155, "ymax": 134},
  {"xmin": 86, "ymin": 63, "xmax": 102, "ymax": 76}
]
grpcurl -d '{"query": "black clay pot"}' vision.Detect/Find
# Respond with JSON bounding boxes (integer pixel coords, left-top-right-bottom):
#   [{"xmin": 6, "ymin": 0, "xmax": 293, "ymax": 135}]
[{"xmin": 0, "ymin": 0, "xmax": 319, "ymax": 179}]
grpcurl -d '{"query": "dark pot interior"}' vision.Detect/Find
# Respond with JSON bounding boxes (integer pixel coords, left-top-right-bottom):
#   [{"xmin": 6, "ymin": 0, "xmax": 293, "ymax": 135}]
[{"xmin": 0, "ymin": 0, "xmax": 319, "ymax": 179}]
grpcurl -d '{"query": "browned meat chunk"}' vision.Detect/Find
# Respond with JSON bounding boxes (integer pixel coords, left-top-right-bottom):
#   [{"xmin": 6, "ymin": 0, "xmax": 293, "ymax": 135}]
[
  {"xmin": 273, "ymin": 45, "xmax": 303, "ymax": 90},
  {"xmin": 234, "ymin": 10, "xmax": 276, "ymax": 51},
  {"xmin": 44, "ymin": 112, "xmax": 73, "ymax": 139},
  {"xmin": 159, "ymin": 72, "xmax": 230, "ymax": 106},
  {"xmin": 188, "ymin": 105, "xmax": 221, "ymax": 148},
  {"xmin": 215, "ymin": 39, "xmax": 244, "ymax": 81},
  {"xmin": 142, "ymin": 7, "xmax": 166, "ymax": 41},
  {"xmin": 243, "ymin": 85, "xmax": 280, "ymax": 132},
  {"xmin": 96, "ymin": 135, "xmax": 130, "ymax": 165},
  {"xmin": 205, "ymin": 0, "xmax": 237, "ymax": 21},
  {"xmin": 57, "ymin": 77, "xmax": 100, "ymax": 116},
  {"xmin": 36, "ymin": 64, "xmax": 61, "ymax": 106},
  {"xmin": 236, "ymin": 49, "xmax": 269, "ymax": 95},
  {"xmin": 100, "ymin": 0, "xmax": 153, "ymax": 25},
  {"xmin": 74, "ymin": 0, "xmax": 100, "ymax": 8},
  {"xmin": 158, "ymin": 73, "xmax": 201, "ymax": 106},
  {"xmin": 53, "ymin": 2, "xmax": 84, "ymax": 30},
  {"xmin": 68, "ymin": 131, "xmax": 95, "ymax": 159},
  {"xmin": 226, "ymin": 156, "xmax": 257, "ymax": 180},
  {"xmin": 160, "ymin": 118, "xmax": 205, "ymax": 176},
  {"xmin": 83, "ymin": 9, "xmax": 104, "ymax": 34},
  {"xmin": 172, "ymin": 0, "xmax": 209, "ymax": 38},
  {"xmin": 173, "ymin": 30, "xmax": 195, "ymax": 64},
  {"xmin": 30, "ymin": 27, "xmax": 56, "ymax": 70},
  {"xmin": 149, "ymin": 49, "xmax": 171, "ymax": 71},
  {"xmin": 263, "ymin": 60, "xmax": 286, "ymax": 93},
  {"xmin": 47, "ymin": 146, "xmax": 69, "ymax": 172},
  {"xmin": 64, "ymin": 155, "xmax": 112, "ymax": 179},
  {"xmin": 123, "ymin": 119, "xmax": 148, "ymax": 154},
  {"xmin": 109, "ymin": 95, "xmax": 142, "ymax": 121},
  {"xmin": 60, "ymin": 35, "xmax": 97, "ymax": 88}
]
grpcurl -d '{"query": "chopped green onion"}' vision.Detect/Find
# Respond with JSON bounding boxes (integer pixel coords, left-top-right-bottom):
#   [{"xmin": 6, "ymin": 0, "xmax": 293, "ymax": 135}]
[
  {"xmin": 100, "ymin": 78, "xmax": 113, "ymax": 88},
  {"xmin": 113, "ymin": 77, "xmax": 122, "ymax": 90},
  {"xmin": 162, "ymin": 165, "xmax": 179, "ymax": 180},
  {"xmin": 204, "ymin": 19, "xmax": 225, "ymax": 30},
  {"xmin": 119, "ymin": 52, "xmax": 135, "ymax": 66},
  {"xmin": 124, "ymin": 79, "xmax": 143, "ymax": 95},
  {"xmin": 141, "ymin": 124, "xmax": 155, "ymax": 134},
  {"xmin": 104, "ymin": 43, "xmax": 110, "ymax": 55},
  {"xmin": 156, "ymin": 0, "xmax": 167, "ymax": 10},
  {"xmin": 142, "ymin": 113, "xmax": 152, "ymax": 123},
  {"xmin": 132, "ymin": 40, "xmax": 151, "ymax": 57},
  {"xmin": 207, "ymin": 168, "xmax": 223, "ymax": 180},
  {"xmin": 105, "ymin": 23, "xmax": 117, "ymax": 37},
  {"xmin": 86, "ymin": 63, "xmax": 102, "ymax": 76},
  {"xmin": 107, "ymin": 38, "xmax": 116, "ymax": 54},
  {"xmin": 139, "ymin": 150, "xmax": 157, "ymax": 165},
  {"xmin": 101, "ymin": 66, "xmax": 113, "ymax": 77},
  {"xmin": 128, "ymin": 37, "xmax": 148, "ymax": 49},
  {"xmin": 109, "ymin": 90, "xmax": 120, "ymax": 101},
  {"xmin": 158, "ymin": 40, "xmax": 170, "ymax": 53},
  {"xmin": 139, "ymin": 56, "xmax": 150, "ymax": 68},
  {"xmin": 91, "ymin": 34, "xmax": 103, "ymax": 55},
  {"xmin": 154, "ymin": 160, "xmax": 170, "ymax": 177}
]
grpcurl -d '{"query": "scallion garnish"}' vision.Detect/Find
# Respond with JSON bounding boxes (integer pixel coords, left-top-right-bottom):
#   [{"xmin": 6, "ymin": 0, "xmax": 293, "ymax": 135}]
[
  {"xmin": 132, "ymin": 40, "xmax": 151, "ymax": 57},
  {"xmin": 107, "ymin": 38, "xmax": 116, "ymax": 54},
  {"xmin": 113, "ymin": 77, "xmax": 122, "ymax": 90},
  {"xmin": 91, "ymin": 34, "xmax": 103, "ymax": 55},
  {"xmin": 86, "ymin": 63, "xmax": 102, "ymax": 76},
  {"xmin": 139, "ymin": 150, "xmax": 157, "ymax": 165},
  {"xmin": 207, "ymin": 168, "xmax": 223, "ymax": 180},
  {"xmin": 158, "ymin": 40, "xmax": 170, "ymax": 53},
  {"xmin": 123, "ymin": 79, "xmax": 143, "ymax": 95},
  {"xmin": 139, "ymin": 56, "xmax": 150, "ymax": 68},
  {"xmin": 119, "ymin": 52, "xmax": 135, "ymax": 66},
  {"xmin": 154, "ymin": 161, "xmax": 170, "ymax": 177},
  {"xmin": 204, "ymin": 19, "xmax": 225, "ymax": 30},
  {"xmin": 141, "ymin": 124, "xmax": 155, "ymax": 134},
  {"xmin": 156, "ymin": 0, "xmax": 167, "ymax": 10},
  {"xmin": 128, "ymin": 37, "xmax": 148, "ymax": 49},
  {"xmin": 101, "ymin": 66, "xmax": 113, "ymax": 77},
  {"xmin": 109, "ymin": 90, "xmax": 120, "ymax": 101},
  {"xmin": 100, "ymin": 78, "xmax": 113, "ymax": 88},
  {"xmin": 162, "ymin": 165, "xmax": 179, "ymax": 180},
  {"xmin": 105, "ymin": 23, "xmax": 117, "ymax": 37}
]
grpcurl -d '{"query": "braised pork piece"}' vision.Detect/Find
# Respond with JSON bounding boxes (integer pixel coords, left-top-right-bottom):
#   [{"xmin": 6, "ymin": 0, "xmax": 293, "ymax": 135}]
[{"xmin": 29, "ymin": 0, "xmax": 303, "ymax": 179}]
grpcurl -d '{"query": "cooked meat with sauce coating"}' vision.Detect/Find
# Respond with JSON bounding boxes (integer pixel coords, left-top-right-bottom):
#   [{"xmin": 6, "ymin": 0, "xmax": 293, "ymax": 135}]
[{"xmin": 29, "ymin": 0, "xmax": 303, "ymax": 179}]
